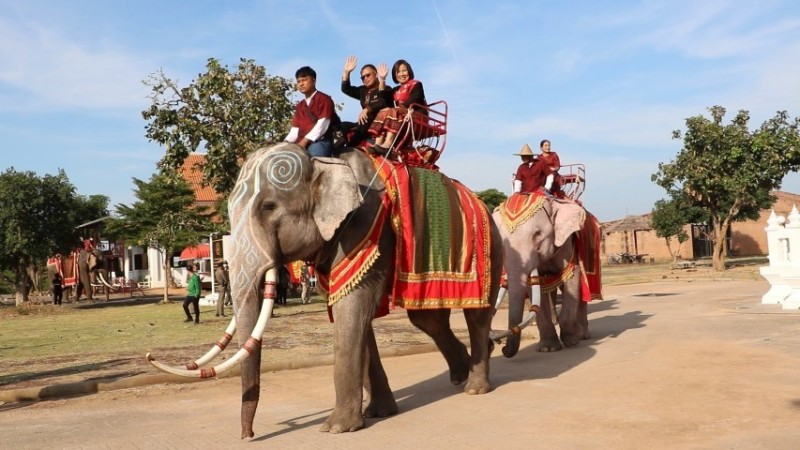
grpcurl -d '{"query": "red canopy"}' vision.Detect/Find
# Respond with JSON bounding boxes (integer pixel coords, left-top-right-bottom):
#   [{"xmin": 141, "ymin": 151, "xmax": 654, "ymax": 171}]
[{"xmin": 179, "ymin": 243, "xmax": 210, "ymax": 261}]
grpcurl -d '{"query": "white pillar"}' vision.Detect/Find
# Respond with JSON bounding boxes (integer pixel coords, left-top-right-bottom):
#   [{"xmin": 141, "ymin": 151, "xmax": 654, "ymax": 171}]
[
  {"xmin": 759, "ymin": 210, "xmax": 791, "ymax": 304},
  {"xmin": 780, "ymin": 205, "xmax": 800, "ymax": 309}
]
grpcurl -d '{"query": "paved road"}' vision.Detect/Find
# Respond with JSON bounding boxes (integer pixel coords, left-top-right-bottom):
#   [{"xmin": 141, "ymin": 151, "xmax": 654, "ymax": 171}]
[{"xmin": 2, "ymin": 279, "xmax": 799, "ymax": 449}]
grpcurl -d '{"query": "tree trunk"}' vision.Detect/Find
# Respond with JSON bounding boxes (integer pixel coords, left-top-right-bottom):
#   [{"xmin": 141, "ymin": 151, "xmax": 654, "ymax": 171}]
[
  {"xmin": 14, "ymin": 264, "xmax": 30, "ymax": 306},
  {"xmin": 161, "ymin": 248, "xmax": 171, "ymax": 304},
  {"xmin": 711, "ymin": 221, "xmax": 727, "ymax": 271}
]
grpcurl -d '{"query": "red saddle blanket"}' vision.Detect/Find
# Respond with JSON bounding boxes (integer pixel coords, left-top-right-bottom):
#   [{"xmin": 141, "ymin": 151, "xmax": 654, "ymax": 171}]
[{"xmin": 318, "ymin": 154, "xmax": 494, "ymax": 315}]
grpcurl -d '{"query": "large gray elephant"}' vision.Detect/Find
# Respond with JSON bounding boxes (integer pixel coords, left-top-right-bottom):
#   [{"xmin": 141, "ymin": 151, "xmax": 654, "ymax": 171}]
[
  {"xmin": 149, "ymin": 143, "xmax": 503, "ymax": 439},
  {"xmin": 492, "ymin": 195, "xmax": 593, "ymax": 357},
  {"xmin": 46, "ymin": 249, "xmax": 113, "ymax": 302}
]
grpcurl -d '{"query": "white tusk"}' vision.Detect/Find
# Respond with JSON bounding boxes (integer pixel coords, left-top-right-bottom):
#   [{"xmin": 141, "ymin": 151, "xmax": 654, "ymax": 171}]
[
  {"xmin": 493, "ymin": 286, "xmax": 507, "ymax": 310},
  {"xmin": 146, "ymin": 268, "xmax": 277, "ymax": 378},
  {"xmin": 180, "ymin": 317, "xmax": 238, "ymax": 370},
  {"xmin": 489, "ymin": 305, "xmax": 538, "ymax": 342},
  {"xmin": 98, "ymin": 272, "xmax": 115, "ymax": 289}
]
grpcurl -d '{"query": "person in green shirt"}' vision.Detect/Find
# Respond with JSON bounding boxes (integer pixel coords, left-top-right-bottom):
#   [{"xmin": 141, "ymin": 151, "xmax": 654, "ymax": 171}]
[{"xmin": 183, "ymin": 265, "xmax": 201, "ymax": 324}]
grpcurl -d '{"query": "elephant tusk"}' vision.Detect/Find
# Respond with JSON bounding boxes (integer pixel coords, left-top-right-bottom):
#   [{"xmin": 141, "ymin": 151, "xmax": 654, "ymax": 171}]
[
  {"xmin": 489, "ymin": 304, "xmax": 539, "ymax": 342},
  {"xmin": 97, "ymin": 272, "xmax": 116, "ymax": 289},
  {"xmin": 177, "ymin": 317, "xmax": 238, "ymax": 370},
  {"xmin": 146, "ymin": 268, "xmax": 277, "ymax": 378},
  {"xmin": 493, "ymin": 286, "xmax": 507, "ymax": 310}
]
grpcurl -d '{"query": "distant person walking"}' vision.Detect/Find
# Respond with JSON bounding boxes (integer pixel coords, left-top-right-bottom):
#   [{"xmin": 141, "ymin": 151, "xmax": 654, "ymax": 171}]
[
  {"xmin": 52, "ymin": 273, "xmax": 63, "ymax": 305},
  {"xmin": 183, "ymin": 265, "xmax": 201, "ymax": 324},
  {"xmin": 300, "ymin": 262, "xmax": 312, "ymax": 304},
  {"xmin": 214, "ymin": 261, "xmax": 229, "ymax": 317}
]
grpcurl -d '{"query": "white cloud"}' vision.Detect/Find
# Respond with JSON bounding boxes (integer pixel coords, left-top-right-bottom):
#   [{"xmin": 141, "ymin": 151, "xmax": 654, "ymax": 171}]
[{"xmin": 0, "ymin": 18, "xmax": 155, "ymax": 111}]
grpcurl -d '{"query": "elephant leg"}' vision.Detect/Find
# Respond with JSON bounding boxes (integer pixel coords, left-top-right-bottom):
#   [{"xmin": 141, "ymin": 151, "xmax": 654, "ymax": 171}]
[
  {"xmin": 362, "ymin": 324, "xmax": 397, "ymax": 418},
  {"xmin": 407, "ymin": 309, "xmax": 471, "ymax": 386},
  {"xmin": 320, "ymin": 288, "xmax": 380, "ymax": 433},
  {"xmin": 578, "ymin": 299, "xmax": 591, "ymax": 340},
  {"xmin": 557, "ymin": 273, "xmax": 583, "ymax": 348},
  {"xmin": 462, "ymin": 307, "xmax": 494, "ymax": 395},
  {"xmin": 536, "ymin": 290, "xmax": 562, "ymax": 352}
]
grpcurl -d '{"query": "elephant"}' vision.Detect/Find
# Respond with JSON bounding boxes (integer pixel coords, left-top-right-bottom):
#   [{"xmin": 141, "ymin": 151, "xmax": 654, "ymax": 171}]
[
  {"xmin": 46, "ymin": 249, "xmax": 113, "ymax": 302},
  {"xmin": 492, "ymin": 195, "xmax": 593, "ymax": 357},
  {"xmin": 148, "ymin": 143, "xmax": 503, "ymax": 439}
]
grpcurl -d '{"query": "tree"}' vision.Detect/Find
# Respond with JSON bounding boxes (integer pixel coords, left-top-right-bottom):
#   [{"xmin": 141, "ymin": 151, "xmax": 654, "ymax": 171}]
[
  {"xmin": 652, "ymin": 106, "xmax": 800, "ymax": 270},
  {"xmin": 107, "ymin": 174, "xmax": 213, "ymax": 303},
  {"xmin": 650, "ymin": 194, "xmax": 707, "ymax": 262},
  {"xmin": 0, "ymin": 168, "xmax": 107, "ymax": 305},
  {"xmin": 142, "ymin": 58, "xmax": 295, "ymax": 198},
  {"xmin": 476, "ymin": 188, "xmax": 508, "ymax": 211}
]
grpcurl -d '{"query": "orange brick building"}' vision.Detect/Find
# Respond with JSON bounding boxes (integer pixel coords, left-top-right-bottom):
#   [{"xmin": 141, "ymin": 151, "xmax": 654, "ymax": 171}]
[{"xmin": 600, "ymin": 191, "xmax": 800, "ymax": 262}]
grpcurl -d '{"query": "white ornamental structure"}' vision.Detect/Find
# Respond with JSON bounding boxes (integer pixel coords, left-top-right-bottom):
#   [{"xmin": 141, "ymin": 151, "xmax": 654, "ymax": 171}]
[{"xmin": 759, "ymin": 206, "xmax": 800, "ymax": 309}]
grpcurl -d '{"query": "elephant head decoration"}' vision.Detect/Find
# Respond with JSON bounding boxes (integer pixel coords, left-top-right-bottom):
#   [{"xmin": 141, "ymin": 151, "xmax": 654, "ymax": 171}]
[
  {"xmin": 492, "ymin": 195, "xmax": 593, "ymax": 357},
  {"xmin": 147, "ymin": 143, "xmax": 503, "ymax": 439}
]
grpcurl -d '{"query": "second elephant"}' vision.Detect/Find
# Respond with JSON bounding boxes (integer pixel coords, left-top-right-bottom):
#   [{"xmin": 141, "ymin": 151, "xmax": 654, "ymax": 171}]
[{"xmin": 493, "ymin": 194, "xmax": 598, "ymax": 357}]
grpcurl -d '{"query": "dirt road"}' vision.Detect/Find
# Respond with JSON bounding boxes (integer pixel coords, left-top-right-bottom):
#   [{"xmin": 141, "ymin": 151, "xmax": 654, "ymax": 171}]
[{"xmin": 2, "ymin": 278, "xmax": 799, "ymax": 449}]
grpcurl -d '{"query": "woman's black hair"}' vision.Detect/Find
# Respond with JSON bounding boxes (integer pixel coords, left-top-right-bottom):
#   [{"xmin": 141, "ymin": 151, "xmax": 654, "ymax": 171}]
[
  {"xmin": 391, "ymin": 59, "xmax": 414, "ymax": 84},
  {"xmin": 540, "ymin": 139, "xmax": 551, "ymax": 148}
]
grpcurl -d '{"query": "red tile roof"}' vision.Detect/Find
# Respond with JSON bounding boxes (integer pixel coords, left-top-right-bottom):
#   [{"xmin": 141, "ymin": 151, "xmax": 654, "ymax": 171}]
[{"xmin": 179, "ymin": 153, "xmax": 220, "ymax": 203}]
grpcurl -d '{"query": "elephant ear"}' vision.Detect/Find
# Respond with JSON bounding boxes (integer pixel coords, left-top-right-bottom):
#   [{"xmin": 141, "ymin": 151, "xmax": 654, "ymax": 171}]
[
  {"xmin": 551, "ymin": 200, "xmax": 586, "ymax": 247},
  {"xmin": 311, "ymin": 157, "xmax": 363, "ymax": 241}
]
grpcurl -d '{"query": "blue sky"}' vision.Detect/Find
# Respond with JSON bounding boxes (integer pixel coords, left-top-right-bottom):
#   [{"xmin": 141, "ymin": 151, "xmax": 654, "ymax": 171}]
[{"xmin": 3, "ymin": 0, "xmax": 800, "ymax": 222}]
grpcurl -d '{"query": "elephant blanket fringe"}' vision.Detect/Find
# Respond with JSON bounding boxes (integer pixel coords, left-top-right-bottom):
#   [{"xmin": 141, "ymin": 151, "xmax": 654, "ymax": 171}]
[
  {"xmin": 496, "ymin": 192, "xmax": 547, "ymax": 234},
  {"xmin": 378, "ymin": 159, "xmax": 493, "ymax": 310},
  {"xmin": 316, "ymin": 194, "xmax": 391, "ymax": 316}
]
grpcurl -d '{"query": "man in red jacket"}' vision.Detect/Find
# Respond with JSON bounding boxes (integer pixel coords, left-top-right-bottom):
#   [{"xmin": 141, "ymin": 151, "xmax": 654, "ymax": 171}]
[{"xmin": 285, "ymin": 66, "xmax": 337, "ymax": 157}]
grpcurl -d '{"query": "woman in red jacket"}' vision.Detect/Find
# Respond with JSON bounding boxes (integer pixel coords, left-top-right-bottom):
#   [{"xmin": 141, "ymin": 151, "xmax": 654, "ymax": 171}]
[{"xmin": 368, "ymin": 59, "xmax": 427, "ymax": 154}]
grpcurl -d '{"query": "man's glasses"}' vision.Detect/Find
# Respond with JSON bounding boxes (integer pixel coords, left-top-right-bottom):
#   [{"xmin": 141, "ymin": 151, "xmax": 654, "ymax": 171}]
[{"xmin": 360, "ymin": 73, "xmax": 375, "ymax": 80}]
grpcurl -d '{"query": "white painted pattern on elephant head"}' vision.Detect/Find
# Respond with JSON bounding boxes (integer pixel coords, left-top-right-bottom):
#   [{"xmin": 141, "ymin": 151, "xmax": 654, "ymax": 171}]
[
  {"xmin": 264, "ymin": 149, "xmax": 303, "ymax": 191},
  {"xmin": 227, "ymin": 144, "xmax": 304, "ymax": 294}
]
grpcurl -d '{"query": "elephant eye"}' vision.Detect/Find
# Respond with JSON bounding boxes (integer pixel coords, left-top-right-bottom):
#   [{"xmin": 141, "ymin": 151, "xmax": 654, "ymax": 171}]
[{"xmin": 260, "ymin": 201, "xmax": 277, "ymax": 212}]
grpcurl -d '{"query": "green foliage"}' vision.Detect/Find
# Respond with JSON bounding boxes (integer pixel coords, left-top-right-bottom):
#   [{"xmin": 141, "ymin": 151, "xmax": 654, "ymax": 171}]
[
  {"xmin": 0, "ymin": 168, "xmax": 108, "ymax": 301},
  {"xmin": 108, "ymin": 173, "xmax": 213, "ymax": 302},
  {"xmin": 652, "ymin": 106, "xmax": 800, "ymax": 269},
  {"xmin": 476, "ymin": 188, "xmax": 508, "ymax": 211},
  {"xmin": 650, "ymin": 195, "xmax": 707, "ymax": 261},
  {"xmin": 142, "ymin": 58, "xmax": 295, "ymax": 197}
]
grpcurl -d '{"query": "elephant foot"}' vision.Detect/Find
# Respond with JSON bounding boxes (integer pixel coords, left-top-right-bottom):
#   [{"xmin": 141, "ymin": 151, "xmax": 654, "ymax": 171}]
[
  {"xmin": 463, "ymin": 376, "xmax": 492, "ymax": 395},
  {"xmin": 537, "ymin": 338, "xmax": 563, "ymax": 352},
  {"xmin": 449, "ymin": 360, "xmax": 470, "ymax": 386},
  {"xmin": 320, "ymin": 408, "xmax": 365, "ymax": 433},
  {"xmin": 561, "ymin": 329, "xmax": 583, "ymax": 348},
  {"xmin": 363, "ymin": 395, "xmax": 398, "ymax": 418},
  {"xmin": 561, "ymin": 335, "xmax": 580, "ymax": 348}
]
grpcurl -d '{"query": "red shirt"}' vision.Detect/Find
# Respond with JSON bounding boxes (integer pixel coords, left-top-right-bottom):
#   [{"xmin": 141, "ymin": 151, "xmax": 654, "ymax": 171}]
[
  {"xmin": 539, "ymin": 151, "xmax": 561, "ymax": 175},
  {"xmin": 515, "ymin": 159, "xmax": 545, "ymax": 193},
  {"xmin": 292, "ymin": 91, "xmax": 335, "ymax": 140}
]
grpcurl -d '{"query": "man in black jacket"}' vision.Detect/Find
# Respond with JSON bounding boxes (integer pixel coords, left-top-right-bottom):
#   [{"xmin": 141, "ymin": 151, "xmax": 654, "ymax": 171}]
[{"xmin": 341, "ymin": 55, "xmax": 394, "ymax": 146}]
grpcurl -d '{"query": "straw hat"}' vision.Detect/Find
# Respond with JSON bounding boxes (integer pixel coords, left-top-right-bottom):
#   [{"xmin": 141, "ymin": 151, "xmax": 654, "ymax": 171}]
[{"xmin": 514, "ymin": 143, "xmax": 534, "ymax": 156}]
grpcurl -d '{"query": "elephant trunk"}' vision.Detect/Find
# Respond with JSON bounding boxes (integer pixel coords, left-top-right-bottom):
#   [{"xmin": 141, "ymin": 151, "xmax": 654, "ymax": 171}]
[
  {"xmin": 503, "ymin": 268, "xmax": 539, "ymax": 358},
  {"xmin": 234, "ymin": 267, "xmax": 277, "ymax": 439}
]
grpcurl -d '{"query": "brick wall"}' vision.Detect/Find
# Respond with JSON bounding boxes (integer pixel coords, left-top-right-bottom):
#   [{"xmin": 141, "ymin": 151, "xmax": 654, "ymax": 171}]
[{"xmin": 600, "ymin": 191, "xmax": 800, "ymax": 263}]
